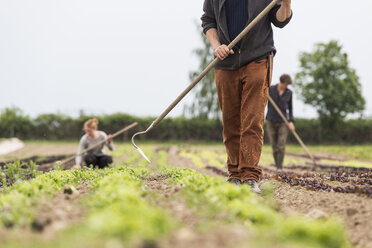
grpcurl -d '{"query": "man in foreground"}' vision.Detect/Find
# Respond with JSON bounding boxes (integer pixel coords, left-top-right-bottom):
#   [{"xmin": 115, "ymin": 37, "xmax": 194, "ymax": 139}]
[{"xmin": 201, "ymin": 0, "xmax": 293, "ymax": 193}]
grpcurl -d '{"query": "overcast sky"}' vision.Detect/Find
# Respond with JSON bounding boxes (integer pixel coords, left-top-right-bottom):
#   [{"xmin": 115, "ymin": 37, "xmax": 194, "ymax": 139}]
[{"xmin": 0, "ymin": 0, "xmax": 371, "ymax": 119}]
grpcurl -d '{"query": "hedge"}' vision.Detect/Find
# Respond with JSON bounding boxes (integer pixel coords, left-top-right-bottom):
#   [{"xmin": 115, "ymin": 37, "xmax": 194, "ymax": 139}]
[{"xmin": 0, "ymin": 107, "xmax": 371, "ymax": 144}]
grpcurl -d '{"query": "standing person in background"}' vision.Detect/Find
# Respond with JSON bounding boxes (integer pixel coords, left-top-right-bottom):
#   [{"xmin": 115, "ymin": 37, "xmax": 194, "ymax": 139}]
[
  {"xmin": 201, "ymin": 0, "xmax": 293, "ymax": 193},
  {"xmin": 73, "ymin": 118, "xmax": 114, "ymax": 169},
  {"xmin": 266, "ymin": 74, "xmax": 295, "ymax": 170}
]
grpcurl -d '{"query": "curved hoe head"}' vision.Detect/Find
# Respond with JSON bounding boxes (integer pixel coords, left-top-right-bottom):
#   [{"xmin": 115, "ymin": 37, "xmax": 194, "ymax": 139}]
[{"xmin": 131, "ymin": 130, "xmax": 151, "ymax": 163}]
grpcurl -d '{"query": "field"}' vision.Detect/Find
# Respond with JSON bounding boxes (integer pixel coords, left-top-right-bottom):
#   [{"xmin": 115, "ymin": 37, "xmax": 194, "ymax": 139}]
[{"xmin": 0, "ymin": 141, "xmax": 372, "ymax": 248}]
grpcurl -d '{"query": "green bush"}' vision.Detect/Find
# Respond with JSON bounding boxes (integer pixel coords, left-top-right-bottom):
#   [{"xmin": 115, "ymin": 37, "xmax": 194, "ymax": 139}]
[
  {"xmin": 0, "ymin": 107, "xmax": 32, "ymax": 138},
  {"xmin": 1, "ymin": 107, "xmax": 372, "ymax": 144},
  {"xmin": 275, "ymin": 118, "xmax": 372, "ymax": 144}
]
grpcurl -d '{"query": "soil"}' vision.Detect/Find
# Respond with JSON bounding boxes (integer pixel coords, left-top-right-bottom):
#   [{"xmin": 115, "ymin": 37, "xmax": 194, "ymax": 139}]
[
  {"xmin": 272, "ymin": 181, "xmax": 372, "ymax": 248},
  {"xmin": 0, "ymin": 154, "xmax": 70, "ymax": 168},
  {"xmin": 0, "ymin": 143, "xmax": 77, "ymax": 162},
  {"xmin": 166, "ymin": 146, "xmax": 221, "ymax": 178},
  {"xmin": 0, "ymin": 142, "xmax": 115, "ymax": 171},
  {"xmin": 31, "ymin": 182, "xmax": 90, "ymax": 239},
  {"xmin": 166, "ymin": 145, "xmax": 372, "ymax": 248},
  {"xmin": 0, "ymin": 182, "xmax": 90, "ymax": 244},
  {"xmin": 144, "ymin": 175, "xmax": 251, "ymax": 248},
  {"xmin": 1, "ymin": 143, "xmax": 371, "ymax": 247},
  {"xmin": 286, "ymin": 151, "xmax": 349, "ymax": 162}
]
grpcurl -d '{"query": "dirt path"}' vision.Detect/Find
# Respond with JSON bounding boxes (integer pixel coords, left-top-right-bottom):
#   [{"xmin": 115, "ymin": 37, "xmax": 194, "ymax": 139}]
[
  {"xmin": 167, "ymin": 146, "xmax": 222, "ymax": 178},
  {"xmin": 0, "ymin": 182, "xmax": 90, "ymax": 244},
  {"xmin": 2, "ymin": 143, "xmax": 371, "ymax": 247},
  {"xmin": 144, "ymin": 175, "xmax": 251, "ymax": 248},
  {"xmin": 286, "ymin": 151, "xmax": 349, "ymax": 162},
  {"xmin": 166, "ymin": 145, "xmax": 372, "ymax": 248},
  {"xmin": 273, "ymin": 180, "xmax": 372, "ymax": 248},
  {"xmin": 0, "ymin": 143, "xmax": 77, "ymax": 162},
  {"xmin": 31, "ymin": 182, "xmax": 90, "ymax": 239}
]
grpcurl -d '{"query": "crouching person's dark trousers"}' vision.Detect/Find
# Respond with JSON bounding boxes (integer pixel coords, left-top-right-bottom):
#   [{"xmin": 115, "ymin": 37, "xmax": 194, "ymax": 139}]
[
  {"xmin": 266, "ymin": 121, "xmax": 288, "ymax": 169},
  {"xmin": 84, "ymin": 154, "xmax": 113, "ymax": 169}
]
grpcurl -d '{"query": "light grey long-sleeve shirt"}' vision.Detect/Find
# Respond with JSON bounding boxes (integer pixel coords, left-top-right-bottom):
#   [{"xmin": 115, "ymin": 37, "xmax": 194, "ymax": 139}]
[{"xmin": 75, "ymin": 131, "xmax": 114, "ymax": 164}]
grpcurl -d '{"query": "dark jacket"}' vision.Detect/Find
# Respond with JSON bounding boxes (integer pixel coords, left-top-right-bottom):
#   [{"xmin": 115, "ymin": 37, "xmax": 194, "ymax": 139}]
[
  {"xmin": 201, "ymin": 0, "xmax": 292, "ymax": 70},
  {"xmin": 266, "ymin": 84, "xmax": 294, "ymax": 123}
]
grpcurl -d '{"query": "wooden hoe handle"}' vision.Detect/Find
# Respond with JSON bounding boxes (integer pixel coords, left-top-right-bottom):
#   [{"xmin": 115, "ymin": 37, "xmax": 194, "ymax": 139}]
[
  {"xmin": 267, "ymin": 96, "xmax": 317, "ymax": 166},
  {"xmin": 150, "ymin": 0, "xmax": 281, "ymax": 129}
]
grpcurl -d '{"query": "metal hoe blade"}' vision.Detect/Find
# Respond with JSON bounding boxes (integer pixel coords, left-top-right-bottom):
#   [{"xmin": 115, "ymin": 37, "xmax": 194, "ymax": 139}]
[
  {"xmin": 131, "ymin": 123, "xmax": 154, "ymax": 163},
  {"xmin": 131, "ymin": 0, "xmax": 280, "ymax": 164}
]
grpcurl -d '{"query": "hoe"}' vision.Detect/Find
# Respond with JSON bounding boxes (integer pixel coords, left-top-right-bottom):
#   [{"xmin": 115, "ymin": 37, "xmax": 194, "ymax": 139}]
[
  {"xmin": 60, "ymin": 122, "xmax": 138, "ymax": 168},
  {"xmin": 131, "ymin": 0, "xmax": 317, "ymax": 167}
]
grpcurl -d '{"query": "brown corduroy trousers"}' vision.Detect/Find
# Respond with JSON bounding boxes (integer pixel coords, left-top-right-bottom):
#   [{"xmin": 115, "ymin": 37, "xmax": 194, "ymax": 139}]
[{"xmin": 215, "ymin": 55, "xmax": 273, "ymax": 182}]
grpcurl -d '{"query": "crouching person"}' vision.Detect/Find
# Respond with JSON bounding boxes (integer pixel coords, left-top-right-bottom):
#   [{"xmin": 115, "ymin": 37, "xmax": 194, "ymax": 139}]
[{"xmin": 73, "ymin": 118, "xmax": 114, "ymax": 169}]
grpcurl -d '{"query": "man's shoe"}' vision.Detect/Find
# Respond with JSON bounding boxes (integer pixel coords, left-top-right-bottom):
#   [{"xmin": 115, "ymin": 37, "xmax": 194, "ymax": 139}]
[
  {"xmin": 243, "ymin": 179, "xmax": 261, "ymax": 194},
  {"xmin": 227, "ymin": 178, "xmax": 241, "ymax": 186}
]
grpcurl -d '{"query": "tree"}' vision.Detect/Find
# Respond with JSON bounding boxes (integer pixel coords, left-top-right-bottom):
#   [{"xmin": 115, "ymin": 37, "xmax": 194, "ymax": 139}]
[
  {"xmin": 0, "ymin": 107, "xmax": 32, "ymax": 138},
  {"xmin": 183, "ymin": 25, "xmax": 220, "ymax": 120},
  {"xmin": 295, "ymin": 40, "xmax": 365, "ymax": 129}
]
